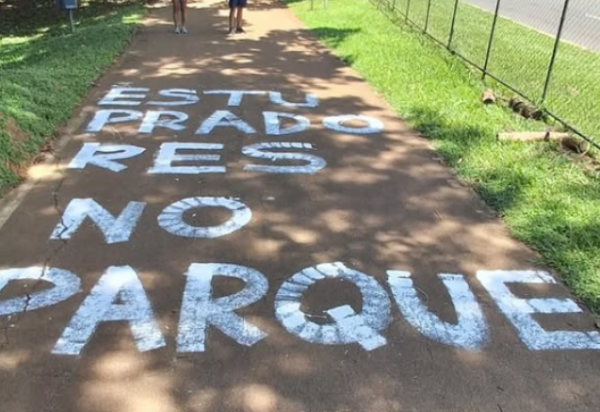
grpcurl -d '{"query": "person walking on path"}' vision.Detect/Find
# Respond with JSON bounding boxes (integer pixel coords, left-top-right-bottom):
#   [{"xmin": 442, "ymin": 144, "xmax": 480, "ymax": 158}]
[
  {"xmin": 229, "ymin": 0, "xmax": 247, "ymax": 35},
  {"xmin": 172, "ymin": 0, "xmax": 188, "ymax": 34}
]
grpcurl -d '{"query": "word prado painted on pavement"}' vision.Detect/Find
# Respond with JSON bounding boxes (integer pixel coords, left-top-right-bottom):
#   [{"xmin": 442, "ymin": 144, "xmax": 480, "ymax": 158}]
[{"xmin": 1, "ymin": 86, "xmax": 599, "ymax": 357}]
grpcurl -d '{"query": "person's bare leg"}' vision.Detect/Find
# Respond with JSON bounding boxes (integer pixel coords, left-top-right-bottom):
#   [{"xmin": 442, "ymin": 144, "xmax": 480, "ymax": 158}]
[
  {"xmin": 181, "ymin": 0, "xmax": 188, "ymax": 33},
  {"xmin": 172, "ymin": 0, "xmax": 180, "ymax": 32},
  {"xmin": 229, "ymin": 8, "xmax": 235, "ymax": 32},
  {"xmin": 236, "ymin": 7, "xmax": 244, "ymax": 30}
]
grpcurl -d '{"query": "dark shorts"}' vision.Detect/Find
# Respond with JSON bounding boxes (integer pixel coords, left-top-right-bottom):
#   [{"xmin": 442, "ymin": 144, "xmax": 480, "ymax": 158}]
[{"xmin": 229, "ymin": 0, "xmax": 247, "ymax": 8}]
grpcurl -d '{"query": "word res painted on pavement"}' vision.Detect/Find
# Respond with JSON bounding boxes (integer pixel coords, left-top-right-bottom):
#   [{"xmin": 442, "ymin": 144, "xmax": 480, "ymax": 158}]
[{"xmin": 1, "ymin": 86, "xmax": 599, "ymax": 356}]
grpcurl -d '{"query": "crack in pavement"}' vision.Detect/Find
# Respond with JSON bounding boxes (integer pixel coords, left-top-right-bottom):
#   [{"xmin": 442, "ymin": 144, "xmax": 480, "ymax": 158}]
[
  {"xmin": 0, "ymin": 319, "xmax": 11, "ymax": 351},
  {"xmin": 0, "ymin": 152, "xmax": 70, "ymax": 353}
]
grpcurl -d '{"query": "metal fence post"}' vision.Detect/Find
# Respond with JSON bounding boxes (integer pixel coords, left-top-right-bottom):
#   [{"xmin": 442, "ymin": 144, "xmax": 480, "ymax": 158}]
[
  {"xmin": 424, "ymin": 0, "xmax": 432, "ymax": 33},
  {"xmin": 448, "ymin": 0, "xmax": 460, "ymax": 50},
  {"xmin": 68, "ymin": 9, "xmax": 75, "ymax": 33},
  {"xmin": 482, "ymin": 0, "xmax": 501, "ymax": 79},
  {"xmin": 542, "ymin": 0, "xmax": 571, "ymax": 103},
  {"xmin": 406, "ymin": 0, "xmax": 412, "ymax": 21}
]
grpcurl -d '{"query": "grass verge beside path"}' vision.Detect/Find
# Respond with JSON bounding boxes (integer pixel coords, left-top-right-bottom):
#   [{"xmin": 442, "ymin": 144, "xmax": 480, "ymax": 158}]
[
  {"xmin": 284, "ymin": 0, "xmax": 600, "ymax": 314},
  {"xmin": 0, "ymin": 1, "xmax": 144, "ymax": 195}
]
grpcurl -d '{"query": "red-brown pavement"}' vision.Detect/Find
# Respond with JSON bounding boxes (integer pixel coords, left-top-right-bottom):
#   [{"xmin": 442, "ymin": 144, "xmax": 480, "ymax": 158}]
[{"xmin": 0, "ymin": 1, "xmax": 599, "ymax": 411}]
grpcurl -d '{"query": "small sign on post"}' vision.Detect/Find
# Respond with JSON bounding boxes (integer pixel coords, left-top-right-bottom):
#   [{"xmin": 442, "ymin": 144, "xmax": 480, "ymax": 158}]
[
  {"xmin": 310, "ymin": 0, "xmax": 328, "ymax": 10},
  {"xmin": 55, "ymin": 0, "xmax": 78, "ymax": 33}
]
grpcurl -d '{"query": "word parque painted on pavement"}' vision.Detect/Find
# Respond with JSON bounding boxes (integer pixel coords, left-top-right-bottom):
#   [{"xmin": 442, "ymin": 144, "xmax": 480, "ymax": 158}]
[{"xmin": 2, "ymin": 86, "xmax": 599, "ymax": 356}]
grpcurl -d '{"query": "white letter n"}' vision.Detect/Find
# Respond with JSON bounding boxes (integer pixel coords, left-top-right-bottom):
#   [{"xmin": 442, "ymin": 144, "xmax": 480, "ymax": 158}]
[{"xmin": 50, "ymin": 198, "xmax": 145, "ymax": 244}]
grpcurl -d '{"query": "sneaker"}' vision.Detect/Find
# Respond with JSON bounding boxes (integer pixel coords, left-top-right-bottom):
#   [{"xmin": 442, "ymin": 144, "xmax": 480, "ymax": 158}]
[
  {"xmin": 174, "ymin": 26, "xmax": 180, "ymax": 34},
  {"xmin": 181, "ymin": 27, "xmax": 188, "ymax": 34},
  {"xmin": 228, "ymin": 28, "xmax": 236, "ymax": 35},
  {"xmin": 236, "ymin": 27, "xmax": 245, "ymax": 33}
]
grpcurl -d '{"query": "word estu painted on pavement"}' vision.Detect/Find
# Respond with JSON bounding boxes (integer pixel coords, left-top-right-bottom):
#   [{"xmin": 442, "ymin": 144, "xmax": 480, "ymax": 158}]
[{"xmin": 1, "ymin": 86, "xmax": 599, "ymax": 356}]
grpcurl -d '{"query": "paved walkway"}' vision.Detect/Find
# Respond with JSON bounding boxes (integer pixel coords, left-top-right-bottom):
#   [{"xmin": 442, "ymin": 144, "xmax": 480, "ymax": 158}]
[{"xmin": 0, "ymin": 1, "xmax": 599, "ymax": 411}]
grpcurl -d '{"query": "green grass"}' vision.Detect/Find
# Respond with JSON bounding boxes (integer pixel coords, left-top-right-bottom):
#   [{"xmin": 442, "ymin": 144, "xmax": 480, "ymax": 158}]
[
  {"xmin": 284, "ymin": 0, "xmax": 600, "ymax": 314},
  {"xmin": 0, "ymin": 1, "xmax": 144, "ymax": 193},
  {"xmin": 380, "ymin": 0, "xmax": 600, "ymax": 147}
]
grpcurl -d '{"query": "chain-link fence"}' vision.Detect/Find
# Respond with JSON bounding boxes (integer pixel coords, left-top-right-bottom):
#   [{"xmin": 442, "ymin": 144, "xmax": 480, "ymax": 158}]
[{"xmin": 372, "ymin": 0, "xmax": 600, "ymax": 149}]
